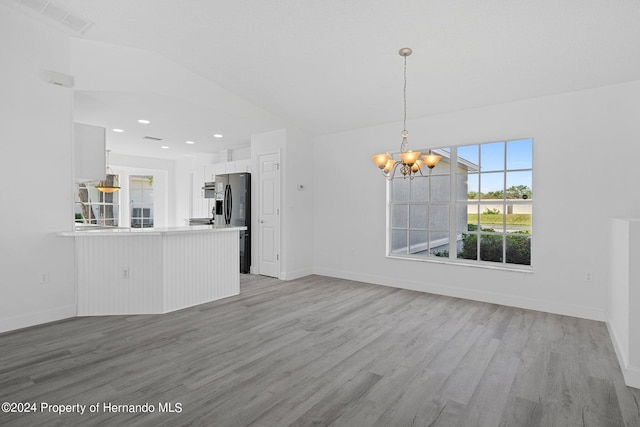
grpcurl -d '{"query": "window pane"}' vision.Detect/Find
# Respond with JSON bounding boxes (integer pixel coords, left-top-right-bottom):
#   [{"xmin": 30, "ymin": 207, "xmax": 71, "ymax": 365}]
[
  {"xmin": 429, "ymin": 153, "xmax": 451, "ymax": 175},
  {"xmin": 391, "ymin": 204, "xmax": 408, "ymax": 228},
  {"xmin": 130, "ymin": 188, "xmax": 142, "ymax": 204},
  {"xmin": 431, "ymin": 175, "xmax": 450, "ymax": 202},
  {"xmin": 479, "ymin": 172, "xmax": 504, "ymax": 200},
  {"xmin": 429, "ymin": 205, "xmax": 449, "ymax": 230},
  {"xmin": 409, "ymin": 230, "xmax": 428, "ymax": 255},
  {"xmin": 142, "ymin": 191, "xmax": 154, "ymax": 204},
  {"xmin": 505, "ymin": 203, "xmax": 532, "ymax": 234},
  {"xmin": 130, "ymin": 177, "xmax": 143, "ymax": 190},
  {"xmin": 479, "ymin": 204, "xmax": 504, "ymax": 232},
  {"xmin": 480, "ymin": 234, "xmax": 503, "ymax": 263},
  {"xmin": 410, "ymin": 178, "xmax": 429, "ymax": 202},
  {"xmin": 458, "ymin": 144, "xmax": 479, "ymax": 166},
  {"xmin": 506, "ymin": 234, "xmax": 531, "ymax": 265},
  {"xmin": 459, "ymin": 173, "xmax": 479, "ymax": 201},
  {"xmin": 142, "ymin": 177, "xmax": 153, "ymax": 190},
  {"xmin": 457, "ymin": 204, "xmax": 474, "ymax": 232},
  {"xmin": 507, "ymin": 138, "xmax": 533, "ymax": 170},
  {"xmin": 481, "ymin": 142, "xmax": 504, "ymax": 172},
  {"xmin": 392, "ymin": 178, "xmax": 410, "ymax": 202},
  {"xmin": 410, "ymin": 205, "xmax": 427, "ymax": 229},
  {"xmin": 458, "ymin": 232, "xmax": 478, "ymax": 260},
  {"xmin": 429, "ymin": 231, "xmax": 449, "ymax": 255},
  {"xmin": 506, "ymin": 171, "xmax": 533, "ymax": 200},
  {"xmin": 391, "ymin": 230, "xmax": 407, "ymax": 254}
]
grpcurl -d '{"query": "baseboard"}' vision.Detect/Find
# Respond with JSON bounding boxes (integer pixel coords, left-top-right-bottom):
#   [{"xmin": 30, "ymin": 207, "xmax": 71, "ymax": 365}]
[
  {"xmin": 605, "ymin": 312, "xmax": 640, "ymax": 389},
  {"xmin": 0, "ymin": 305, "xmax": 77, "ymax": 334},
  {"xmin": 280, "ymin": 268, "xmax": 313, "ymax": 281},
  {"xmin": 622, "ymin": 366, "xmax": 640, "ymax": 389},
  {"xmin": 313, "ymin": 267, "xmax": 605, "ymax": 321}
]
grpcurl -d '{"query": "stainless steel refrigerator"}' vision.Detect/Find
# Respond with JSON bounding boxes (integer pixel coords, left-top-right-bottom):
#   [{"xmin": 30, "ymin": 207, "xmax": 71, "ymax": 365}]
[{"xmin": 215, "ymin": 173, "xmax": 251, "ymax": 273}]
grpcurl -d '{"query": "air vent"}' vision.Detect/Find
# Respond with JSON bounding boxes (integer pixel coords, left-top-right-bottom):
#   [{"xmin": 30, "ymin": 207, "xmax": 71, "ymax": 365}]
[
  {"xmin": 143, "ymin": 136, "xmax": 163, "ymax": 141},
  {"xmin": 5, "ymin": 0, "xmax": 94, "ymax": 34}
]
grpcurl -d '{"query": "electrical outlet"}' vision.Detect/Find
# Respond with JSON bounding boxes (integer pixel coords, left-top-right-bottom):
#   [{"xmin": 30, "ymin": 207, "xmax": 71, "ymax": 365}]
[
  {"xmin": 122, "ymin": 268, "xmax": 129, "ymax": 279},
  {"xmin": 40, "ymin": 273, "xmax": 50, "ymax": 284},
  {"xmin": 585, "ymin": 272, "xmax": 592, "ymax": 282}
]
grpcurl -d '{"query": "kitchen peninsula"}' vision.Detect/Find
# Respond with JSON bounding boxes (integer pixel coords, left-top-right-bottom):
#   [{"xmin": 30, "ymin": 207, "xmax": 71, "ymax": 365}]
[{"xmin": 60, "ymin": 225, "xmax": 245, "ymax": 315}]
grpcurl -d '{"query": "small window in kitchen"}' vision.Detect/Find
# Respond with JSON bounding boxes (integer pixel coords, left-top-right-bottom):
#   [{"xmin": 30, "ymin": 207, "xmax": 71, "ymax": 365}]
[
  {"xmin": 130, "ymin": 175, "xmax": 154, "ymax": 228},
  {"xmin": 75, "ymin": 178, "xmax": 120, "ymax": 227}
]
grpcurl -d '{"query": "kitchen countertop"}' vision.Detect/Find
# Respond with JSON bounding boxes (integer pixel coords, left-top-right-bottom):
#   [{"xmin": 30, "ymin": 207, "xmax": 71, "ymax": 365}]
[{"xmin": 59, "ymin": 225, "xmax": 247, "ymax": 237}]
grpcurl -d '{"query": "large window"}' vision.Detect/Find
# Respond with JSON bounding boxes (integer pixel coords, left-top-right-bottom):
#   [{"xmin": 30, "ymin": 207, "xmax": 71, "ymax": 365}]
[
  {"xmin": 130, "ymin": 175, "xmax": 154, "ymax": 228},
  {"xmin": 389, "ymin": 138, "xmax": 533, "ymax": 268}
]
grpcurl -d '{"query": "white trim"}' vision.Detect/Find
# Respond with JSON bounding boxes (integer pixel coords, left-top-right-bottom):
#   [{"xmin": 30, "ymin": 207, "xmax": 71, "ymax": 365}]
[
  {"xmin": 387, "ymin": 253, "xmax": 534, "ymax": 273},
  {"xmin": 0, "ymin": 305, "xmax": 77, "ymax": 334},
  {"xmin": 606, "ymin": 311, "xmax": 640, "ymax": 389},
  {"xmin": 280, "ymin": 268, "xmax": 314, "ymax": 281}
]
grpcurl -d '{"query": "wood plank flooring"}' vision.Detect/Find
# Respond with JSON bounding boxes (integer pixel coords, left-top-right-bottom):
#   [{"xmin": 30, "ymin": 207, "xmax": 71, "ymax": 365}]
[{"xmin": 0, "ymin": 274, "xmax": 639, "ymax": 426}]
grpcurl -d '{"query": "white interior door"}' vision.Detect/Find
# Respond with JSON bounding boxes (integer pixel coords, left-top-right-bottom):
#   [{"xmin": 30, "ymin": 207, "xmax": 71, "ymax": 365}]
[{"xmin": 258, "ymin": 153, "xmax": 280, "ymax": 278}]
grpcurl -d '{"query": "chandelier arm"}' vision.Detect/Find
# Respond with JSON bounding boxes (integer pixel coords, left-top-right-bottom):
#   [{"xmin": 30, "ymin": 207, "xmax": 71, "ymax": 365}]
[{"xmin": 383, "ymin": 161, "xmax": 400, "ymax": 180}]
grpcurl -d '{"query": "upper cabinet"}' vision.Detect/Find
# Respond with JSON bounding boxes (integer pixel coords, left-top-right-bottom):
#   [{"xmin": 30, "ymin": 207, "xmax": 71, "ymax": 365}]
[
  {"xmin": 74, "ymin": 123, "xmax": 105, "ymax": 182},
  {"xmin": 205, "ymin": 159, "xmax": 252, "ymax": 181}
]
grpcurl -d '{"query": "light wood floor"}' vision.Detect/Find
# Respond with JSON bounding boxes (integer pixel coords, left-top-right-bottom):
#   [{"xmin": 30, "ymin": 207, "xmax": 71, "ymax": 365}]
[{"xmin": 1, "ymin": 274, "xmax": 639, "ymax": 426}]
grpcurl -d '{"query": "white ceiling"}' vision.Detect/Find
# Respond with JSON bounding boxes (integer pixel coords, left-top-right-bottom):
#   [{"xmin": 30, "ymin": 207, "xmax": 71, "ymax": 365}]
[{"xmin": 5, "ymin": 0, "xmax": 640, "ymax": 160}]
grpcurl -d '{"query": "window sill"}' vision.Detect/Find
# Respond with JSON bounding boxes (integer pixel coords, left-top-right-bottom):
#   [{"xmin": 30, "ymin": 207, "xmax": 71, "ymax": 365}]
[{"xmin": 386, "ymin": 253, "xmax": 534, "ymax": 273}]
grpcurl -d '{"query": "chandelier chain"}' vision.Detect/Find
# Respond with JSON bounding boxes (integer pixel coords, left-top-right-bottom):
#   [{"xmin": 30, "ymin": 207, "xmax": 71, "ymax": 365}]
[{"xmin": 403, "ymin": 55, "xmax": 407, "ymax": 132}]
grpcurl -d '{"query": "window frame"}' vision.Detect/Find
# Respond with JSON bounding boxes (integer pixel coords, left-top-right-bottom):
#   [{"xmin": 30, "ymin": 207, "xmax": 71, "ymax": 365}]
[{"xmin": 386, "ymin": 138, "xmax": 533, "ymax": 272}]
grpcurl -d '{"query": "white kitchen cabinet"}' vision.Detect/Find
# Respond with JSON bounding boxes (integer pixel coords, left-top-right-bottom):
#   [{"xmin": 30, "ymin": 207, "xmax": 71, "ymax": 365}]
[
  {"xmin": 234, "ymin": 159, "xmax": 252, "ymax": 173},
  {"xmin": 206, "ymin": 160, "xmax": 252, "ymax": 180}
]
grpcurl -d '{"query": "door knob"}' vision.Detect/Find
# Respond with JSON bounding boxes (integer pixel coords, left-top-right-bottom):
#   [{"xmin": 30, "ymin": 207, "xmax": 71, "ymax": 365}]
[{"xmin": 260, "ymin": 220, "xmax": 264, "ymax": 224}]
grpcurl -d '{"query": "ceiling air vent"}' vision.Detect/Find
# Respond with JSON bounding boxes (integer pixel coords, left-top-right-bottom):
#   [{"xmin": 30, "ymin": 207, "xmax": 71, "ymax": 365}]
[
  {"xmin": 5, "ymin": 0, "xmax": 94, "ymax": 34},
  {"xmin": 143, "ymin": 136, "xmax": 163, "ymax": 141}
]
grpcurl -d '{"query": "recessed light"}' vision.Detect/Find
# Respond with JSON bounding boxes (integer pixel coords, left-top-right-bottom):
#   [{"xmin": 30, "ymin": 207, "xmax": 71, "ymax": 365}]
[
  {"xmin": 138, "ymin": 119, "xmax": 150, "ymax": 124},
  {"xmin": 185, "ymin": 140, "xmax": 195, "ymax": 145},
  {"xmin": 112, "ymin": 128, "xmax": 124, "ymax": 133},
  {"xmin": 213, "ymin": 134, "xmax": 223, "ymax": 138},
  {"xmin": 161, "ymin": 145, "xmax": 170, "ymax": 149}
]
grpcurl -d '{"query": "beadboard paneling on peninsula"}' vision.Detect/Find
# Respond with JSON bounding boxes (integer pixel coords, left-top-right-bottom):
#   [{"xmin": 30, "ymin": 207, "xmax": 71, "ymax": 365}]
[
  {"xmin": 72, "ymin": 227, "xmax": 242, "ymax": 315},
  {"xmin": 162, "ymin": 231, "xmax": 239, "ymax": 312}
]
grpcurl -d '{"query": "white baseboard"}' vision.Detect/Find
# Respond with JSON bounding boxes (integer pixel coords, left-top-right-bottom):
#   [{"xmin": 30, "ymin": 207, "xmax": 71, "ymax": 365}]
[
  {"xmin": 0, "ymin": 305, "xmax": 76, "ymax": 334},
  {"xmin": 312, "ymin": 267, "xmax": 605, "ymax": 321},
  {"xmin": 605, "ymin": 312, "xmax": 640, "ymax": 389},
  {"xmin": 280, "ymin": 268, "xmax": 313, "ymax": 281}
]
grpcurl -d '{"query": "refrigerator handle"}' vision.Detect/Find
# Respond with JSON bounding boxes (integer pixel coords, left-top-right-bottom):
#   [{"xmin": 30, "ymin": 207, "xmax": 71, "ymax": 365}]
[{"xmin": 224, "ymin": 184, "xmax": 232, "ymax": 225}]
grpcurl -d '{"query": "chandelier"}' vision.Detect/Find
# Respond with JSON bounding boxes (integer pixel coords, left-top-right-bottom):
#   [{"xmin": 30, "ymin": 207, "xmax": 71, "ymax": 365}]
[{"xmin": 371, "ymin": 47, "xmax": 441, "ymax": 179}]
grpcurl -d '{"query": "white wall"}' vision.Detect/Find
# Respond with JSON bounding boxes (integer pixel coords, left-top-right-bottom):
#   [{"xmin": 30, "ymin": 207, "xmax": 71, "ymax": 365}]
[
  {"xmin": 282, "ymin": 127, "xmax": 314, "ymax": 280},
  {"xmin": 313, "ymin": 80, "xmax": 640, "ymax": 321},
  {"xmin": 0, "ymin": 8, "xmax": 76, "ymax": 332}
]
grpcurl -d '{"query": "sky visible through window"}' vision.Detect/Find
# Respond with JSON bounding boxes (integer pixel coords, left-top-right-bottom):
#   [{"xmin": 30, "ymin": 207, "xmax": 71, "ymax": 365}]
[{"xmin": 459, "ymin": 139, "xmax": 532, "ymax": 197}]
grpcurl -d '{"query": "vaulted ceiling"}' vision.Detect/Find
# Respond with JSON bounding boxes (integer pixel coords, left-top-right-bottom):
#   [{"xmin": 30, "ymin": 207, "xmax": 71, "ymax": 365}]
[{"xmin": 4, "ymin": 0, "xmax": 640, "ymax": 159}]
